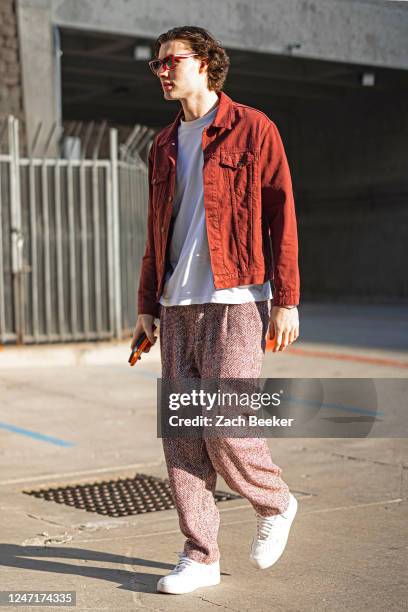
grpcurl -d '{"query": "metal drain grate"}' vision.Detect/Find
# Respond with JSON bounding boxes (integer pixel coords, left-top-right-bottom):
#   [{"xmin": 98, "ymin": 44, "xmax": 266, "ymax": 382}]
[{"xmin": 23, "ymin": 473, "xmax": 241, "ymax": 517}]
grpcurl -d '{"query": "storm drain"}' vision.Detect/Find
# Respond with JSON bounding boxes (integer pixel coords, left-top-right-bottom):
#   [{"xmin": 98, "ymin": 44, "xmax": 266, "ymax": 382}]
[{"xmin": 23, "ymin": 473, "xmax": 241, "ymax": 517}]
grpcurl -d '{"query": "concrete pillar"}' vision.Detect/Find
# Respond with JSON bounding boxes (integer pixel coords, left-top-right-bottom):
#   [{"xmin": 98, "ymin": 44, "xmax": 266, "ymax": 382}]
[
  {"xmin": 16, "ymin": 0, "xmax": 60, "ymax": 156},
  {"xmin": 0, "ymin": 0, "xmax": 24, "ymax": 124}
]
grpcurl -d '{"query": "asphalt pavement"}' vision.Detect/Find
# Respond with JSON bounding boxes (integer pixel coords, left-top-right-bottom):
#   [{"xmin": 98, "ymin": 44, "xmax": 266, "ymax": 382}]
[{"xmin": 0, "ymin": 302, "xmax": 407, "ymax": 611}]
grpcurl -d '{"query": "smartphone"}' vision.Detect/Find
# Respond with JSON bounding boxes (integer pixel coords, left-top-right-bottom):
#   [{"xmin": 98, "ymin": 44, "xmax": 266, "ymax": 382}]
[{"xmin": 128, "ymin": 324, "xmax": 157, "ymax": 366}]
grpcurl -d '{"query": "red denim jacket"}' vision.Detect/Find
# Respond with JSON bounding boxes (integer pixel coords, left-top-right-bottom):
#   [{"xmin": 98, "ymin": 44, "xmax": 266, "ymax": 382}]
[{"xmin": 137, "ymin": 91, "xmax": 300, "ymax": 318}]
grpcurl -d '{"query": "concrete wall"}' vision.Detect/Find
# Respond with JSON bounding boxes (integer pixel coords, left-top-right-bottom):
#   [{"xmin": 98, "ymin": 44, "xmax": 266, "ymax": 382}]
[{"xmin": 280, "ymin": 93, "xmax": 408, "ymax": 303}]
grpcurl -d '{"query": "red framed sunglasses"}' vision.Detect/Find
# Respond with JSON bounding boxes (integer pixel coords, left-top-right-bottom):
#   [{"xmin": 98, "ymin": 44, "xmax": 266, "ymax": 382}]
[{"xmin": 148, "ymin": 53, "xmax": 199, "ymax": 76}]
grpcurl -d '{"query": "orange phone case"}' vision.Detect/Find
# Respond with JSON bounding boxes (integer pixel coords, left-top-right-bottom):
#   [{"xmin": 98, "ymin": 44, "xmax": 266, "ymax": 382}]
[{"xmin": 129, "ymin": 324, "xmax": 157, "ymax": 366}]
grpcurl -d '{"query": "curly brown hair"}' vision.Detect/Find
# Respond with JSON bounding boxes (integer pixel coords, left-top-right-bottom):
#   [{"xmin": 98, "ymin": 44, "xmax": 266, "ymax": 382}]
[{"xmin": 153, "ymin": 26, "xmax": 230, "ymax": 92}]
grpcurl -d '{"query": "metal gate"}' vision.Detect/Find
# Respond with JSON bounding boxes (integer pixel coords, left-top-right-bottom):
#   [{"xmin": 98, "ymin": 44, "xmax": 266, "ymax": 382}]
[{"xmin": 0, "ymin": 116, "xmax": 150, "ymax": 344}]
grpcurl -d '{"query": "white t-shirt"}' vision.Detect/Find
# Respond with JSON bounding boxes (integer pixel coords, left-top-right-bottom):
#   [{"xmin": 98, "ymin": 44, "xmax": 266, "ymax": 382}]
[{"xmin": 159, "ymin": 104, "xmax": 272, "ymax": 306}]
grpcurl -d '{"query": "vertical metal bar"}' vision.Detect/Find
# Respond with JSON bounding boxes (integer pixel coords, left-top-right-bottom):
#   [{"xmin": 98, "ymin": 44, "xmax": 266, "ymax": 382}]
[
  {"xmin": 126, "ymin": 163, "xmax": 134, "ymax": 330},
  {"xmin": 14, "ymin": 120, "xmax": 28, "ymax": 344},
  {"xmin": 67, "ymin": 161, "xmax": 77, "ymax": 338},
  {"xmin": 110, "ymin": 128, "xmax": 122, "ymax": 339},
  {"xmin": 79, "ymin": 160, "xmax": 90, "ymax": 338},
  {"xmin": 121, "ymin": 163, "xmax": 128, "ymax": 332},
  {"xmin": 0, "ymin": 158, "xmax": 5, "ymax": 343},
  {"xmin": 29, "ymin": 154, "xmax": 39, "ymax": 341},
  {"xmin": 54, "ymin": 160, "xmax": 65, "ymax": 338},
  {"xmin": 92, "ymin": 163, "xmax": 102, "ymax": 334},
  {"xmin": 105, "ymin": 163, "xmax": 114, "ymax": 335},
  {"xmin": 127, "ymin": 163, "xmax": 134, "ymax": 332},
  {"xmin": 41, "ymin": 158, "xmax": 52, "ymax": 338},
  {"xmin": 9, "ymin": 116, "xmax": 24, "ymax": 343}
]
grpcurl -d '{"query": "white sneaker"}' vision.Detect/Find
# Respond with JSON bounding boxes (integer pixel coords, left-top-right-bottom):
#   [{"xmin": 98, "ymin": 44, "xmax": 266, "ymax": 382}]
[
  {"xmin": 250, "ymin": 492, "xmax": 298, "ymax": 569},
  {"xmin": 157, "ymin": 552, "xmax": 221, "ymax": 594}
]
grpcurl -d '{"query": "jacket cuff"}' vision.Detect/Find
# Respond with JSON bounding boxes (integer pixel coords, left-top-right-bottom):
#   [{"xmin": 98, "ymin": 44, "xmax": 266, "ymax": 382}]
[
  {"xmin": 272, "ymin": 288, "xmax": 300, "ymax": 307},
  {"xmin": 137, "ymin": 298, "xmax": 161, "ymax": 319}
]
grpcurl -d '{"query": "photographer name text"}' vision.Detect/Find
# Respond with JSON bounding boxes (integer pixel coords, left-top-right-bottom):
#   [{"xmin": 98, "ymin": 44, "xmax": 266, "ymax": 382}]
[{"xmin": 167, "ymin": 415, "xmax": 294, "ymax": 428}]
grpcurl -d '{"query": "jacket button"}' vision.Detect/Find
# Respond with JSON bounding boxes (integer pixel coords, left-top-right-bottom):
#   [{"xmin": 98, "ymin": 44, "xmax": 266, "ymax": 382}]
[
  {"xmin": 152, "ymin": 178, "xmax": 156, "ymax": 184},
  {"xmin": 161, "ymin": 226, "xmax": 165, "ymax": 233}
]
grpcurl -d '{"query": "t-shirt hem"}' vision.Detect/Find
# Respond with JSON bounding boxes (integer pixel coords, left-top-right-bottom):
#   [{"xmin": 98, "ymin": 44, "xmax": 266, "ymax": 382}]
[{"xmin": 159, "ymin": 294, "xmax": 272, "ymax": 307}]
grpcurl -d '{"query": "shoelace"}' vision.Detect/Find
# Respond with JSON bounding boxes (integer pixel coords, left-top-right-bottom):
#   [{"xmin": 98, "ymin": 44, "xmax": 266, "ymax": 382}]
[
  {"xmin": 172, "ymin": 552, "xmax": 195, "ymax": 574},
  {"xmin": 256, "ymin": 512, "xmax": 287, "ymax": 540}
]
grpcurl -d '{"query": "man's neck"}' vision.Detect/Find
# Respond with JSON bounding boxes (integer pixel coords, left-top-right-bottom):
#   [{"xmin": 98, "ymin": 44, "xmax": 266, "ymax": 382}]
[{"xmin": 180, "ymin": 90, "xmax": 219, "ymax": 122}]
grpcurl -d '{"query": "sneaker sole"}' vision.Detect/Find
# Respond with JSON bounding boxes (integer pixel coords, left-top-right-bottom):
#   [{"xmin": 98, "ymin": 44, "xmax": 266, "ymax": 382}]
[{"xmin": 157, "ymin": 576, "xmax": 221, "ymax": 594}]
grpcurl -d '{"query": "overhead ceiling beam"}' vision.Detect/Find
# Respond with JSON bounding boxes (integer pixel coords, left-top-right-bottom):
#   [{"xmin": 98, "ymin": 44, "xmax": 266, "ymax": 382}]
[{"xmin": 49, "ymin": 0, "xmax": 408, "ymax": 71}]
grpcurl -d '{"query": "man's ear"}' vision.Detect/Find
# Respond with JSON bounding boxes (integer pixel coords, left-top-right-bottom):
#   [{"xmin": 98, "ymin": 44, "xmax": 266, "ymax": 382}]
[{"xmin": 199, "ymin": 58, "xmax": 209, "ymax": 73}]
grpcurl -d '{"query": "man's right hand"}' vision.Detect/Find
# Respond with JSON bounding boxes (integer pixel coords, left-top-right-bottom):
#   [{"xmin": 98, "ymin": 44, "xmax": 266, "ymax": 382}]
[{"xmin": 130, "ymin": 314, "xmax": 157, "ymax": 352}]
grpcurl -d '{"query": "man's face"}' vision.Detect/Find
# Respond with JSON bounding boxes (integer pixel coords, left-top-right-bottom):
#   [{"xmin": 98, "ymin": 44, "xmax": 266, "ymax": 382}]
[{"xmin": 156, "ymin": 39, "xmax": 208, "ymax": 100}]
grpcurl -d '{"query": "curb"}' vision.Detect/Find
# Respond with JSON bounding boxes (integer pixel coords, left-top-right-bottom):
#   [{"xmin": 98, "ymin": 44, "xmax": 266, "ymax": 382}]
[{"xmin": 0, "ymin": 340, "xmax": 162, "ymax": 369}]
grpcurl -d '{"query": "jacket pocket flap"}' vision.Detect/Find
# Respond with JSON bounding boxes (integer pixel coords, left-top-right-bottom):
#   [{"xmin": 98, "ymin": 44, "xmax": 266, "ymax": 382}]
[{"xmin": 220, "ymin": 150, "xmax": 254, "ymax": 168}]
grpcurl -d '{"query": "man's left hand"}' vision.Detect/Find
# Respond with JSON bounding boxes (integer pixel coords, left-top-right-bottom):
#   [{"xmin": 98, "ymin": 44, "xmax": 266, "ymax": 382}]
[{"xmin": 267, "ymin": 306, "xmax": 299, "ymax": 352}]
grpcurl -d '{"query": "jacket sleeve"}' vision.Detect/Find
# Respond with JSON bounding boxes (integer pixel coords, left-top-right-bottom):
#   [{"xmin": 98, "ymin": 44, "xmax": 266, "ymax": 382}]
[
  {"xmin": 137, "ymin": 140, "xmax": 161, "ymax": 318},
  {"xmin": 259, "ymin": 120, "xmax": 300, "ymax": 307}
]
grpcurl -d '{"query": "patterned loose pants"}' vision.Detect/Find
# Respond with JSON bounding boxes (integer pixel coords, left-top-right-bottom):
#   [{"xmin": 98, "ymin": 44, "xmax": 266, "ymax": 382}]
[{"xmin": 159, "ymin": 300, "xmax": 290, "ymax": 564}]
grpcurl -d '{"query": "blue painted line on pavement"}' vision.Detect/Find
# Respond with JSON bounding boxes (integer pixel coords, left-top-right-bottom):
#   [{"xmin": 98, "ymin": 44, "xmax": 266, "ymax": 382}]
[{"xmin": 0, "ymin": 422, "xmax": 75, "ymax": 447}]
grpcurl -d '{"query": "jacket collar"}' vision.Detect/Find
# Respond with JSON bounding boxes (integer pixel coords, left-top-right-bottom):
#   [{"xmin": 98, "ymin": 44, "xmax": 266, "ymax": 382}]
[{"xmin": 157, "ymin": 90, "xmax": 234, "ymax": 146}]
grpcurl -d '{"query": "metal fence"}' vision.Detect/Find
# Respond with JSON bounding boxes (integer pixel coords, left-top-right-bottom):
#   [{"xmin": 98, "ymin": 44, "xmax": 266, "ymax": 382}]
[{"xmin": 0, "ymin": 116, "xmax": 150, "ymax": 344}]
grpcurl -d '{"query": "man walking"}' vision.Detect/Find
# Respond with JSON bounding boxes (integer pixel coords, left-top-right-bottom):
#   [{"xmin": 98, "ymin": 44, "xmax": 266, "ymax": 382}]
[{"xmin": 131, "ymin": 26, "xmax": 300, "ymax": 595}]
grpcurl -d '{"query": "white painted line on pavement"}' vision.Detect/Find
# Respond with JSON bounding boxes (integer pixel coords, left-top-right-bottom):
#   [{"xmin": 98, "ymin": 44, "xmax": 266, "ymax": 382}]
[{"xmin": 0, "ymin": 461, "xmax": 163, "ymax": 486}]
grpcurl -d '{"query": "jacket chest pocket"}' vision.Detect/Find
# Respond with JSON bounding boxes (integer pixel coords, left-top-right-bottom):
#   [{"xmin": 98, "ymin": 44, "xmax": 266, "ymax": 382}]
[
  {"xmin": 218, "ymin": 150, "xmax": 256, "ymax": 271},
  {"xmin": 219, "ymin": 150, "xmax": 255, "ymax": 201}
]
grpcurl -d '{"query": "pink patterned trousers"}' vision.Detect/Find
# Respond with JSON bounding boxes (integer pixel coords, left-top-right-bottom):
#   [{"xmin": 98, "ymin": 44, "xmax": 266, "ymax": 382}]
[{"xmin": 159, "ymin": 300, "xmax": 290, "ymax": 564}]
